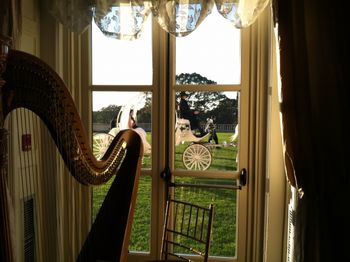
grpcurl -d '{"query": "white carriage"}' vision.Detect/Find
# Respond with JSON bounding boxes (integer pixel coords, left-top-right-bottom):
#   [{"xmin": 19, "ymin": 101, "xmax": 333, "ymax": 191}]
[
  {"xmin": 93, "ymin": 93, "xmax": 151, "ymax": 160},
  {"xmin": 93, "ymin": 93, "xmax": 237, "ymax": 171}
]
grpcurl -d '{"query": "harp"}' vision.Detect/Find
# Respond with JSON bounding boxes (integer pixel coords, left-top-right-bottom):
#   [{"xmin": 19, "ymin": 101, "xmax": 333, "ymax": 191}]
[{"xmin": 0, "ymin": 36, "xmax": 143, "ymax": 261}]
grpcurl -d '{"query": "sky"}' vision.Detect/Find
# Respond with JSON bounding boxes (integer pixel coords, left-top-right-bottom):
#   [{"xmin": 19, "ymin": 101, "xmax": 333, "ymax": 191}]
[
  {"xmin": 92, "ymin": 6, "xmax": 241, "ymax": 111},
  {"xmin": 175, "ymin": 7, "xmax": 241, "ymax": 84},
  {"xmin": 92, "ymin": 91, "xmax": 146, "ymax": 111}
]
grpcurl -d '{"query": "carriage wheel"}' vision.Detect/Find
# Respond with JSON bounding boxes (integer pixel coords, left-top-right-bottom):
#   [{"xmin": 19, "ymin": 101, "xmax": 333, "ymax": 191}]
[
  {"xmin": 93, "ymin": 133, "xmax": 115, "ymax": 160},
  {"xmin": 182, "ymin": 143, "xmax": 212, "ymax": 171}
]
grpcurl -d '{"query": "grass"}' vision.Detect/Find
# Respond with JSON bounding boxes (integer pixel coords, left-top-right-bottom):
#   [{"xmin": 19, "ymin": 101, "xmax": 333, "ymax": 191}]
[
  {"xmin": 173, "ymin": 177, "xmax": 237, "ymax": 257},
  {"xmin": 92, "ymin": 132, "xmax": 238, "ymax": 257}
]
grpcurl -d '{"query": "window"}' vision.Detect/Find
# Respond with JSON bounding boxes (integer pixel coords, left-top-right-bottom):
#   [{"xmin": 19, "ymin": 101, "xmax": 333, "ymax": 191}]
[
  {"xmin": 91, "ymin": 18, "xmax": 153, "ymax": 252},
  {"xmin": 92, "ymin": 18, "xmax": 152, "ymax": 85},
  {"xmin": 90, "ymin": 7, "xmax": 251, "ymax": 261},
  {"xmin": 175, "ymin": 11, "xmax": 241, "ymax": 85}
]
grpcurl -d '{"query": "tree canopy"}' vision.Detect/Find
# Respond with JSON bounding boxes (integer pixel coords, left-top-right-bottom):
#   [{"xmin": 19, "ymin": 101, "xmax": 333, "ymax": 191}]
[
  {"xmin": 176, "ymin": 73, "xmax": 217, "ymax": 85},
  {"xmin": 176, "ymin": 73, "xmax": 238, "ymax": 125},
  {"xmin": 93, "ymin": 104, "xmax": 121, "ymax": 124}
]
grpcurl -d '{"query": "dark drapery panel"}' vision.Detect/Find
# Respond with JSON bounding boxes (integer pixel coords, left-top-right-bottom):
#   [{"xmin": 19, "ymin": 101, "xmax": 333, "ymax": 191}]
[{"xmin": 274, "ymin": 0, "xmax": 350, "ymax": 261}]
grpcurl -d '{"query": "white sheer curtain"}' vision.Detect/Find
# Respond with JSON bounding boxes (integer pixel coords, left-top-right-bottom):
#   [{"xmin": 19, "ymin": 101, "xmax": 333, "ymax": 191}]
[{"xmin": 48, "ymin": 0, "xmax": 270, "ymax": 39}]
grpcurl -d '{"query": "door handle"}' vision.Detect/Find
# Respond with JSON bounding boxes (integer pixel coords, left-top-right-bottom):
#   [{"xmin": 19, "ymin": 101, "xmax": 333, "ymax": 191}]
[{"xmin": 240, "ymin": 168, "xmax": 247, "ymax": 187}]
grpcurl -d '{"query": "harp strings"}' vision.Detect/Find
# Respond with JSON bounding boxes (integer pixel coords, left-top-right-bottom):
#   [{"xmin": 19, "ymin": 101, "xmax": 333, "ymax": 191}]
[
  {"xmin": 40, "ymin": 109, "xmax": 55, "ymax": 261},
  {"xmin": 8, "ymin": 105, "xmax": 85, "ymax": 261},
  {"xmin": 8, "ymin": 108, "xmax": 56, "ymax": 261},
  {"xmin": 5, "ymin": 101, "xmax": 129, "ymax": 261}
]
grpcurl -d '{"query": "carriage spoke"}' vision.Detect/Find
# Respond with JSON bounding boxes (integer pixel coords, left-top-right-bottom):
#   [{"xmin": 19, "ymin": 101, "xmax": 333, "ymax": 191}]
[
  {"xmin": 182, "ymin": 143, "xmax": 212, "ymax": 171},
  {"xmin": 93, "ymin": 133, "xmax": 115, "ymax": 160}
]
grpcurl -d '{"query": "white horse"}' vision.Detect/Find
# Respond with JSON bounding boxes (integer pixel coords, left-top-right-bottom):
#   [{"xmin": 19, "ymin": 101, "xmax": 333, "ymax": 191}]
[{"xmin": 230, "ymin": 124, "xmax": 239, "ymax": 145}]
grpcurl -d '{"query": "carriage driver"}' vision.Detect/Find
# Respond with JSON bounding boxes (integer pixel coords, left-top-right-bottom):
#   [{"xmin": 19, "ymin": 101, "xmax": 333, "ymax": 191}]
[{"xmin": 179, "ymin": 92, "xmax": 206, "ymax": 137}]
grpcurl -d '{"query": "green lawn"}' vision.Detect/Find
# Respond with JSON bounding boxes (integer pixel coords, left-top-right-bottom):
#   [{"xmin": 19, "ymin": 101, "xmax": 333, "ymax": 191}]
[{"xmin": 92, "ymin": 132, "xmax": 238, "ymax": 257}]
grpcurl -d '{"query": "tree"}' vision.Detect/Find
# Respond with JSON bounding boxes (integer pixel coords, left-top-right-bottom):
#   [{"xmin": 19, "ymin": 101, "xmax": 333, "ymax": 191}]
[
  {"xmin": 93, "ymin": 104, "xmax": 121, "ymax": 124},
  {"xmin": 210, "ymin": 98, "xmax": 238, "ymax": 125},
  {"xmin": 137, "ymin": 92, "xmax": 152, "ymax": 123},
  {"xmin": 176, "ymin": 73, "xmax": 217, "ymax": 85},
  {"xmin": 175, "ymin": 73, "xmax": 238, "ymax": 125}
]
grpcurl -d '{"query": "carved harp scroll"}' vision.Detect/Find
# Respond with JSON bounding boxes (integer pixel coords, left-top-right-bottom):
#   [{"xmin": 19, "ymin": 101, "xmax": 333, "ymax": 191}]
[{"xmin": 0, "ymin": 36, "xmax": 144, "ymax": 261}]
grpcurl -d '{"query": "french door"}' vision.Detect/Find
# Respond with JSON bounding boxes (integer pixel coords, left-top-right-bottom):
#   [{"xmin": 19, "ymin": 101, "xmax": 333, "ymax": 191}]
[
  {"xmin": 164, "ymin": 11, "xmax": 250, "ymax": 261},
  {"xmin": 89, "ymin": 9, "xmax": 251, "ymax": 261}
]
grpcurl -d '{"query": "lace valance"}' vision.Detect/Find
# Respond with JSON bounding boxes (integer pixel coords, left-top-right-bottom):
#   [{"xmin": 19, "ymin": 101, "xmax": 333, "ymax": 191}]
[{"xmin": 48, "ymin": 0, "xmax": 269, "ymax": 40}]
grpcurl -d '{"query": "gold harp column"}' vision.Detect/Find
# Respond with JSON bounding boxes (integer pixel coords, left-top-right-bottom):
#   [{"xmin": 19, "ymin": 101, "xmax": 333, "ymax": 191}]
[{"xmin": 0, "ymin": 36, "xmax": 13, "ymax": 262}]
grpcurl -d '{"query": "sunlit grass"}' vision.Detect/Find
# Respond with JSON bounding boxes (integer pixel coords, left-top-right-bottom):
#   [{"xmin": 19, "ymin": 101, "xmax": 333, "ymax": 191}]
[
  {"xmin": 92, "ymin": 132, "xmax": 238, "ymax": 256},
  {"xmin": 174, "ymin": 177, "xmax": 237, "ymax": 257}
]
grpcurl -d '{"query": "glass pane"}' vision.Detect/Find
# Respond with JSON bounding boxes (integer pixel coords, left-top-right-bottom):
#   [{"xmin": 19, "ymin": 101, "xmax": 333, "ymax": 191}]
[
  {"xmin": 92, "ymin": 91, "xmax": 152, "ymax": 252},
  {"xmin": 174, "ymin": 177, "xmax": 237, "ymax": 257},
  {"xmin": 176, "ymin": 7, "xmax": 241, "ymax": 85},
  {"xmin": 175, "ymin": 91, "xmax": 239, "ymax": 171},
  {"xmin": 92, "ymin": 16, "xmax": 152, "ymax": 85},
  {"xmin": 129, "ymin": 175, "xmax": 151, "ymax": 252},
  {"xmin": 92, "ymin": 175, "xmax": 151, "ymax": 252},
  {"xmin": 92, "ymin": 91, "xmax": 152, "ymax": 169}
]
